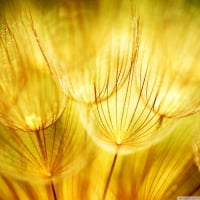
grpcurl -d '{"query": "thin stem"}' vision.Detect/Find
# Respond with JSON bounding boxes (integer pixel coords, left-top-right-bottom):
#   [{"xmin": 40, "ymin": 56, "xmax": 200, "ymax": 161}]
[
  {"xmin": 51, "ymin": 181, "xmax": 57, "ymax": 200},
  {"xmin": 102, "ymin": 151, "xmax": 118, "ymax": 200}
]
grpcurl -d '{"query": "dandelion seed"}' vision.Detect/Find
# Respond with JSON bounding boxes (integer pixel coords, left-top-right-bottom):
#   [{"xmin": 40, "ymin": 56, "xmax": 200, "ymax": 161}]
[
  {"xmin": 78, "ymin": 51, "xmax": 175, "ymax": 199},
  {"xmin": 80, "ymin": 65, "xmax": 174, "ymax": 155},
  {"xmin": 94, "ymin": 117, "xmax": 200, "ymax": 200},
  {"xmin": 39, "ymin": 1, "xmax": 139, "ymax": 105},
  {"xmin": 0, "ymin": 100, "xmax": 92, "ymax": 182},
  {"xmin": 0, "ymin": 8, "xmax": 66, "ymax": 131},
  {"xmin": 134, "ymin": 3, "xmax": 200, "ymax": 118}
]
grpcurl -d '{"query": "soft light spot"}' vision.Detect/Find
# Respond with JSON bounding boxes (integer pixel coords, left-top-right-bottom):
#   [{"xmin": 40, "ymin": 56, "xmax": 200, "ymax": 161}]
[{"xmin": 25, "ymin": 114, "xmax": 42, "ymax": 130}]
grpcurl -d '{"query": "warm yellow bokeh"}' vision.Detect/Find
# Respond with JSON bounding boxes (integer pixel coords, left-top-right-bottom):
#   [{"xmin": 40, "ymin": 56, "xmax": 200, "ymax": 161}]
[{"xmin": 0, "ymin": 0, "xmax": 200, "ymax": 200}]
